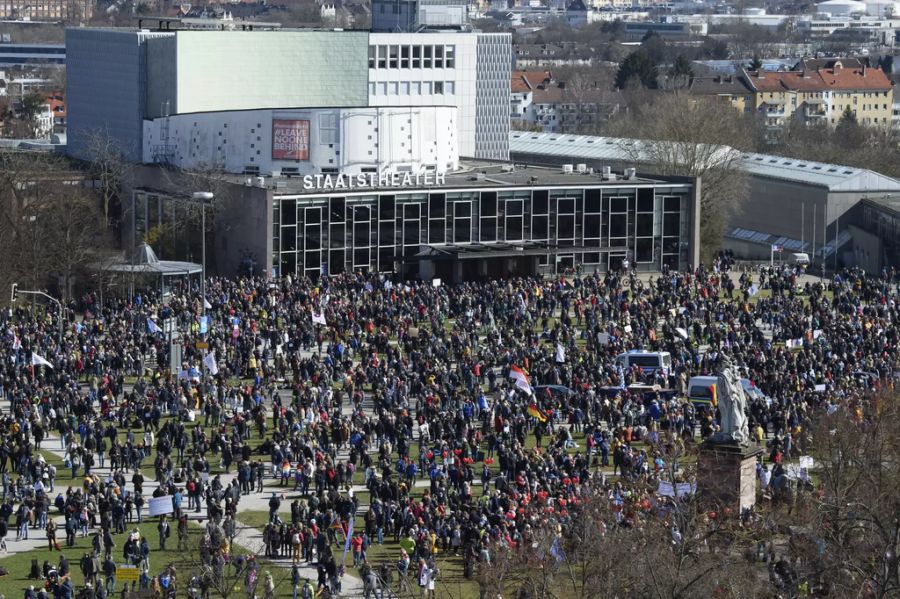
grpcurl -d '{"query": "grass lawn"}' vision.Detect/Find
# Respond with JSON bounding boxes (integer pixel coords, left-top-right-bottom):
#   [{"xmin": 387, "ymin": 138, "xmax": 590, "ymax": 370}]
[{"xmin": 0, "ymin": 520, "xmax": 186, "ymax": 598}]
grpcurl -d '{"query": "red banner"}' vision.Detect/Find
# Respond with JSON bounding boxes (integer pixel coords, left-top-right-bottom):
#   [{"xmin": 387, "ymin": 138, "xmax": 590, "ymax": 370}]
[{"xmin": 272, "ymin": 119, "xmax": 310, "ymax": 160}]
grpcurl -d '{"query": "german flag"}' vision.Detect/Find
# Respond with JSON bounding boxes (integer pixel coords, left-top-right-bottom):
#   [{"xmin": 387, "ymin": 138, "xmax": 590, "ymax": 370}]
[{"xmin": 528, "ymin": 404, "xmax": 547, "ymax": 422}]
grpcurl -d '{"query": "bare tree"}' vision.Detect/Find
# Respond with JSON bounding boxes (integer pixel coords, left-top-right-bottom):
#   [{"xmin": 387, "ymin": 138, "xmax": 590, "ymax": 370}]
[
  {"xmin": 607, "ymin": 94, "xmax": 750, "ymax": 262},
  {"xmin": 85, "ymin": 128, "xmax": 132, "ymax": 229},
  {"xmin": 45, "ymin": 184, "xmax": 112, "ymax": 300},
  {"xmin": 786, "ymin": 394, "xmax": 900, "ymax": 598}
]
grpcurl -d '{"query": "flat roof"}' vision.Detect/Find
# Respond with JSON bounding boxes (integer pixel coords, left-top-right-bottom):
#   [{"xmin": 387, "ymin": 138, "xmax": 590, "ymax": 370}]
[
  {"xmin": 510, "ymin": 131, "xmax": 900, "ymax": 193},
  {"xmin": 227, "ymin": 162, "xmax": 693, "ymax": 196}
]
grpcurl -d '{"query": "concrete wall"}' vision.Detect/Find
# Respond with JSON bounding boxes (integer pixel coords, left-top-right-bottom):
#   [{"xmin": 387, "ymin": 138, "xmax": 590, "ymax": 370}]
[
  {"xmin": 142, "ymin": 106, "xmax": 459, "ymax": 175},
  {"xmin": 66, "ymin": 28, "xmax": 173, "ymax": 162}
]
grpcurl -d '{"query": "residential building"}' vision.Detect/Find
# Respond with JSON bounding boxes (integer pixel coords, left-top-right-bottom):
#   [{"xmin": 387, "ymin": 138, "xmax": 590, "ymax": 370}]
[
  {"xmin": 46, "ymin": 92, "xmax": 66, "ymax": 133},
  {"xmin": 687, "ymin": 74, "xmax": 756, "ymax": 113},
  {"xmin": 0, "ymin": 0, "xmax": 92, "ymax": 21},
  {"xmin": 510, "ymin": 70, "xmax": 551, "ymax": 125},
  {"xmin": 688, "ymin": 60, "xmax": 894, "ymax": 131},
  {"xmin": 745, "ymin": 62, "xmax": 893, "ymax": 128},
  {"xmin": 892, "ymin": 82, "xmax": 900, "ymax": 127},
  {"xmin": 510, "ymin": 70, "xmax": 619, "ymax": 133},
  {"xmin": 514, "ymin": 43, "xmax": 595, "ymax": 68}
]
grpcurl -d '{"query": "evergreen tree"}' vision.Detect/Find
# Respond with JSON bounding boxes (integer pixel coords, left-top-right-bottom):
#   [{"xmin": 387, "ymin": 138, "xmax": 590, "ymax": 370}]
[{"xmin": 615, "ymin": 50, "xmax": 659, "ymax": 90}]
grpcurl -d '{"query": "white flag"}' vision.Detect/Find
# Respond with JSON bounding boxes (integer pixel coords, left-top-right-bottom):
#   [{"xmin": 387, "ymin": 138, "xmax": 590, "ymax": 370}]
[
  {"xmin": 31, "ymin": 353, "xmax": 53, "ymax": 368},
  {"xmin": 749, "ymin": 284, "xmax": 759, "ymax": 297},
  {"xmin": 312, "ymin": 312, "xmax": 327, "ymax": 326},
  {"xmin": 509, "ymin": 365, "xmax": 533, "ymax": 395},
  {"xmin": 675, "ymin": 327, "xmax": 689, "ymax": 340},
  {"xmin": 147, "ymin": 318, "xmax": 161, "ymax": 334},
  {"xmin": 555, "ymin": 343, "xmax": 566, "ymax": 364},
  {"xmin": 202, "ymin": 352, "xmax": 219, "ymax": 376},
  {"xmin": 204, "ymin": 298, "xmax": 212, "ymax": 310}
]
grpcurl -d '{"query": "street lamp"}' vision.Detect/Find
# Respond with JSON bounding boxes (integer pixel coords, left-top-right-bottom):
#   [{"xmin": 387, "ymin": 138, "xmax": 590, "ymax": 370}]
[{"xmin": 192, "ymin": 192, "xmax": 214, "ymax": 322}]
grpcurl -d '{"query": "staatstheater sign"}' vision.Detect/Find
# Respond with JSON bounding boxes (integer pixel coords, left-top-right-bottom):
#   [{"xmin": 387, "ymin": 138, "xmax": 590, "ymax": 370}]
[{"xmin": 301, "ymin": 171, "xmax": 446, "ymax": 191}]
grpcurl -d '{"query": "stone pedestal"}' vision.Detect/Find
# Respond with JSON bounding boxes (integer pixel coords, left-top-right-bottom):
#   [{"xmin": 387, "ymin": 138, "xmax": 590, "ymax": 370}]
[{"xmin": 697, "ymin": 442, "xmax": 763, "ymax": 513}]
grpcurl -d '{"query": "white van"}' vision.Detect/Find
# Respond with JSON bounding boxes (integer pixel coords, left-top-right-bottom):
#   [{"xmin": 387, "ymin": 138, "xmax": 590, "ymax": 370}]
[
  {"xmin": 789, "ymin": 252, "xmax": 810, "ymax": 266},
  {"xmin": 616, "ymin": 351, "xmax": 672, "ymax": 376}
]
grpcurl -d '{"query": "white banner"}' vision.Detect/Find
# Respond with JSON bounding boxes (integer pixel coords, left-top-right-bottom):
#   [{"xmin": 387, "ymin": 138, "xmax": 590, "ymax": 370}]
[{"xmin": 148, "ymin": 495, "xmax": 174, "ymax": 517}]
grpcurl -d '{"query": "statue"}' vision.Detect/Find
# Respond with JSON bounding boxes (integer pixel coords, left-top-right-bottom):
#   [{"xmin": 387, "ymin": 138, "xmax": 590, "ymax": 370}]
[{"xmin": 709, "ymin": 355, "xmax": 750, "ymax": 446}]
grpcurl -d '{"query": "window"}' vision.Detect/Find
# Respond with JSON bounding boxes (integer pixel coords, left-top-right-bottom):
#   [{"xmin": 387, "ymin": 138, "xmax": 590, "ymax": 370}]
[
  {"xmin": 423, "ymin": 45, "xmax": 432, "ymax": 68},
  {"xmin": 389, "ymin": 82, "xmax": 399, "ymax": 95},
  {"xmin": 412, "ymin": 81, "xmax": 421, "ymax": 95},
  {"xmin": 400, "ymin": 81, "xmax": 410, "ymax": 95},
  {"xmin": 368, "ymin": 82, "xmax": 376, "ymax": 96},
  {"xmin": 400, "ymin": 45, "xmax": 410, "ymax": 69},
  {"xmin": 434, "ymin": 45, "xmax": 444, "ymax": 68},
  {"xmin": 319, "ymin": 113, "xmax": 338, "ymax": 145},
  {"xmin": 434, "ymin": 81, "xmax": 444, "ymax": 94},
  {"xmin": 378, "ymin": 82, "xmax": 387, "ymax": 95},
  {"xmin": 445, "ymin": 81, "xmax": 454, "ymax": 95},
  {"xmin": 389, "ymin": 45, "xmax": 399, "ymax": 69},
  {"xmin": 368, "ymin": 45, "xmax": 376, "ymax": 69},
  {"xmin": 445, "ymin": 45, "xmax": 455, "ymax": 68},
  {"xmin": 412, "ymin": 45, "xmax": 421, "ymax": 68}
]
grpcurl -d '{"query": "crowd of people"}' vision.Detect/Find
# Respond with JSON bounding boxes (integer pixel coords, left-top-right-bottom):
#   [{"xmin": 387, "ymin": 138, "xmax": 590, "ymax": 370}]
[{"xmin": 0, "ymin": 258, "xmax": 894, "ymax": 598}]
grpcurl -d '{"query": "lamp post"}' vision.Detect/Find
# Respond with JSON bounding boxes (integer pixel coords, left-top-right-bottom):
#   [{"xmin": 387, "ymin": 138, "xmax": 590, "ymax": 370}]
[{"xmin": 192, "ymin": 192, "xmax": 214, "ymax": 321}]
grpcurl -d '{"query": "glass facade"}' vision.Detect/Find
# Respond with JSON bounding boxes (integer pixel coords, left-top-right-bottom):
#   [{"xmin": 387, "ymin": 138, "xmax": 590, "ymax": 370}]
[{"xmin": 271, "ymin": 185, "xmax": 692, "ymax": 278}]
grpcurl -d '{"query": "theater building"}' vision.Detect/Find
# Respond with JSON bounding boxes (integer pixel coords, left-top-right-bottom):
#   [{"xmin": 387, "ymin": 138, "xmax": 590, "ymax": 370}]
[{"xmin": 129, "ymin": 163, "xmax": 700, "ymax": 282}]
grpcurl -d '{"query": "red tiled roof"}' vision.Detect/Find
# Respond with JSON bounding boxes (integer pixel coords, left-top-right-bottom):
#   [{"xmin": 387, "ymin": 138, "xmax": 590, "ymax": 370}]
[
  {"xmin": 746, "ymin": 66, "xmax": 892, "ymax": 92},
  {"xmin": 511, "ymin": 70, "xmax": 552, "ymax": 93}
]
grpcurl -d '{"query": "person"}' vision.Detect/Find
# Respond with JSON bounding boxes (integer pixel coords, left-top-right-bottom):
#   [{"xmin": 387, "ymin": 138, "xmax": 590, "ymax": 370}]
[
  {"xmin": 158, "ymin": 516, "xmax": 170, "ymax": 551},
  {"xmin": 102, "ymin": 555, "xmax": 116, "ymax": 594},
  {"xmin": 46, "ymin": 519, "xmax": 58, "ymax": 551},
  {"xmin": 300, "ymin": 579, "xmax": 314, "ymax": 599},
  {"xmin": 363, "ymin": 567, "xmax": 381, "ymax": 599},
  {"xmin": 291, "ymin": 566, "xmax": 301, "ymax": 599},
  {"xmin": 263, "ymin": 571, "xmax": 275, "ymax": 599},
  {"xmin": 417, "ymin": 559, "xmax": 431, "ymax": 598}
]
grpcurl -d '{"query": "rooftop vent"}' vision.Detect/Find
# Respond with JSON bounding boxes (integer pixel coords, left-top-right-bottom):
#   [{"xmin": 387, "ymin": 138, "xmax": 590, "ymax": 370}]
[
  {"xmin": 561, "ymin": 164, "xmax": 574, "ymax": 174},
  {"xmin": 576, "ymin": 163, "xmax": 587, "ymax": 173}
]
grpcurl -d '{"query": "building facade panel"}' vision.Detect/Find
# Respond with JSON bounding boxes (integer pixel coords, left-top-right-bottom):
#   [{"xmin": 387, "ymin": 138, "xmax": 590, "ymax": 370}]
[
  {"xmin": 142, "ymin": 106, "xmax": 460, "ymax": 176},
  {"xmin": 170, "ymin": 31, "xmax": 371, "ymax": 116},
  {"xmin": 66, "ymin": 28, "xmax": 174, "ymax": 162},
  {"xmin": 268, "ymin": 183, "xmax": 694, "ymax": 279}
]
